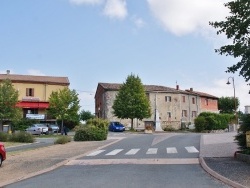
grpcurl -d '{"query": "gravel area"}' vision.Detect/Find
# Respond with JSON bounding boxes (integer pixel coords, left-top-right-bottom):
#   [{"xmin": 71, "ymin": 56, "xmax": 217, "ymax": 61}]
[
  {"xmin": 204, "ymin": 157, "xmax": 250, "ymax": 188},
  {"xmin": 200, "ymin": 132, "xmax": 250, "ymax": 188}
]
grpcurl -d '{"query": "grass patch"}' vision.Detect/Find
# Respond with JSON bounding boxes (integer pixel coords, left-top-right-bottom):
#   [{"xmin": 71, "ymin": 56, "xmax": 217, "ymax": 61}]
[{"xmin": 54, "ymin": 136, "xmax": 71, "ymax": 144}]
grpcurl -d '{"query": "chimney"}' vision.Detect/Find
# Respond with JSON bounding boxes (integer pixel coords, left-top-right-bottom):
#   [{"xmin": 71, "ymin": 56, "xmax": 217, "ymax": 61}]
[
  {"xmin": 176, "ymin": 85, "xmax": 179, "ymax": 90},
  {"xmin": 6, "ymin": 70, "xmax": 10, "ymax": 74},
  {"xmin": 190, "ymin": 88, "xmax": 193, "ymax": 92}
]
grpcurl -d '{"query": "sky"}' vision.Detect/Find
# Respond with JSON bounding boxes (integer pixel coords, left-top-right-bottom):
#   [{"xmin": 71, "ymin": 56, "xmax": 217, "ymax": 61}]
[{"xmin": 0, "ymin": 0, "xmax": 249, "ymax": 113}]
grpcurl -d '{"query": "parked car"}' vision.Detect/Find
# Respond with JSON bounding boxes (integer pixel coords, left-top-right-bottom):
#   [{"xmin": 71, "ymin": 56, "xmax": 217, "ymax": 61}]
[
  {"xmin": 109, "ymin": 122, "xmax": 125, "ymax": 132},
  {"xmin": 25, "ymin": 124, "xmax": 49, "ymax": 135},
  {"xmin": 47, "ymin": 124, "xmax": 60, "ymax": 133},
  {"xmin": 0, "ymin": 142, "xmax": 6, "ymax": 167}
]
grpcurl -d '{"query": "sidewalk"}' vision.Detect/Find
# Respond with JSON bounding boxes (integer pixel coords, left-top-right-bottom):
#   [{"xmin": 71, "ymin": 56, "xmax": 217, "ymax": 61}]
[{"xmin": 200, "ymin": 132, "xmax": 250, "ymax": 188}]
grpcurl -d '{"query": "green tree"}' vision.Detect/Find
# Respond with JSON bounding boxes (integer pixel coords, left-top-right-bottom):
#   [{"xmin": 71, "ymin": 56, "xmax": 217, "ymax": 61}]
[
  {"xmin": 218, "ymin": 96, "xmax": 240, "ymax": 114},
  {"xmin": 112, "ymin": 74, "xmax": 151, "ymax": 130},
  {"xmin": 235, "ymin": 114, "xmax": 250, "ymax": 151},
  {"xmin": 0, "ymin": 79, "xmax": 21, "ymax": 129},
  {"xmin": 79, "ymin": 110, "xmax": 95, "ymax": 121},
  {"xmin": 209, "ymin": 1, "xmax": 250, "ymax": 82},
  {"xmin": 47, "ymin": 88, "xmax": 80, "ymax": 134}
]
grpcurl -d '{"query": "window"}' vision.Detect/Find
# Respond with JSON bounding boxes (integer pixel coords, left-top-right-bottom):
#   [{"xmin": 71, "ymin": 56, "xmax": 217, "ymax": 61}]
[
  {"xmin": 182, "ymin": 110, "xmax": 187, "ymax": 117},
  {"xmin": 26, "ymin": 88, "xmax": 34, "ymax": 97},
  {"xmin": 192, "ymin": 97, "xmax": 195, "ymax": 104},
  {"xmin": 182, "ymin": 96, "xmax": 186, "ymax": 102},
  {"xmin": 165, "ymin": 96, "xmax": 171, "ymax": 102},
  {"xmin": 167, "ymin": 112, "xmax": 171, "ymax": 118},
  {"xmin": 205, "ymin": 99, "xmax": 208, "ymax": 105},
  {"xmin": 192, "ymin": 111, "xmax": 197, "ymax": 117}
]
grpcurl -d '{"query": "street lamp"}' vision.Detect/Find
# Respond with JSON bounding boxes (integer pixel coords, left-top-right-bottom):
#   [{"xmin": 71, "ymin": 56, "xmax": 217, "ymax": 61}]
[{"xmin": 226, "ymin": 76, "xmax": 238, "ymax": 125}]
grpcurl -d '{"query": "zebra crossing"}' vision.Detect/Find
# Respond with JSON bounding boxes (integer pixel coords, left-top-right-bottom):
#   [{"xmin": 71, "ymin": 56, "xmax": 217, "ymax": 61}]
[{"xmin": 86, "ymin": 146, "xmax": 199, "ymax": 157}]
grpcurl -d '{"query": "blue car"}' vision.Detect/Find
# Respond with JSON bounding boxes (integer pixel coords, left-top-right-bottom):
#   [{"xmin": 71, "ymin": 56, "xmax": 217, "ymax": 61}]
[{"xmin": 109, "ymin": 122, "xmax": 125, "ymax": 132}]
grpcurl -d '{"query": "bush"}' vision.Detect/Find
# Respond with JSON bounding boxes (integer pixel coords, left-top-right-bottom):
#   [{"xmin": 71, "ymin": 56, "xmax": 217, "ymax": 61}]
[
  {"xmin": 74, "ymin": 125, "xmax": 107, "ymax": 141},
  {"xmin": 74, "ymin": 118, "xmax": 109, "ymax": 141},
  {"xmin": 163, "ymin": 127, "xmax": 175, "ymax": 132},
  {"xmin": 8, "ymin": 131, "xmax": 34, "ymax": 143},
  {"xmin": 235, "ymin": 114, "xmax": 250, "ymax": 150},
  {"xmin": 194, "ymin": 112, "xmax": 233, "ymax": 132},
  {"xmin": 0, "ymin": 132, "xmax": 9, "ymax": 142},
  {"xmin": 204, "ymin": 116, "xmax": 217, "ymax": 130},
  {"xmin": 54, "ymin": 136, "xmax": 71, "ymax": 144},
  {"xmin": 194, "ymin": 116, "xmax": 206, "ymax": 132}
]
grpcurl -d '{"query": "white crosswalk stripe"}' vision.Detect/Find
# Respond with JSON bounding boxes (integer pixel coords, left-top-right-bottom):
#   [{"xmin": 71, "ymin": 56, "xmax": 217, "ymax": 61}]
[
  {"xmin": 87, "ymin": 150, "xmax": 105, "ymax": 156},
  {"xmin": 85, "ymin": 146, "xmax": 199, "ymax": 157},
  {"xmin": 167, "ymin": 147, "xmax": 177, "ymax": 154},
  {"xmin": 146, "ymin": 148, "xmax": 158, "ymax": 154},
  {"xmin": 125, "ymin": 149, "xmax": 140, "ymax": 155},
  {"xmin": 105, "ymin": 149, "xmax": 123, "ymax": 156},
  {"xmin": 185, "ymin": 146, "xmax": 199, "ymax": 153}
]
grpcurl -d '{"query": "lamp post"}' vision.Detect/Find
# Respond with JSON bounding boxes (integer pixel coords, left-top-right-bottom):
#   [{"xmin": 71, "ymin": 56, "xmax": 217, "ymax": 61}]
[{"xmin": 226, "ymin": 76, "xmax": 238, "ymax": 125}]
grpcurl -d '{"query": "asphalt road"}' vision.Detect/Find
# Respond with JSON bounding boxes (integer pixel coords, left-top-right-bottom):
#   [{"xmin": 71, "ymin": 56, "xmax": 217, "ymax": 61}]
[
  {"xmin": 6, "ymin": 137, "xmax": 55, "ymax": 152},
  {"xmin": 6, "ymin": 133, "xmax": 231, "ymax": 188}
]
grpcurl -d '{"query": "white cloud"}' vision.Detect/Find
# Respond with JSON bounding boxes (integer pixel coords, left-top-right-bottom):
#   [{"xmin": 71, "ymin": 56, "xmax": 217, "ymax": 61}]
[
  {"xmin": 103, "ymin": 0, "xmax": 127, "ymax": 20},
  {"xmin": 147, "ymin": 0, "xmax": 229, "ymax": 36},
  {"xmin": 69, "ymin": 0, "xmax": 104, "ymax": 5},
  {"xmin": 132, "ymin": 16, "xmax": 146, "ymax": 28},
  {"xmin": 27, "ymin": 69, "xmax": 46, "ymax": 76}
]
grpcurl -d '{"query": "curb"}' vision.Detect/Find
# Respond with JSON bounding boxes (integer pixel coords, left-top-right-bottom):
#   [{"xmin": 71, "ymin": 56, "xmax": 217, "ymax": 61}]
[
  {"xmin": 199, "ymin": 157, "xmax": 247, "ymax": 188},
  {"xmin": 0, "ymin": 139, "xmax": 122, "ymax": 187},
  {"xmin": 199, "ymin": 134, "xmax": 247, "ymax": 188}
]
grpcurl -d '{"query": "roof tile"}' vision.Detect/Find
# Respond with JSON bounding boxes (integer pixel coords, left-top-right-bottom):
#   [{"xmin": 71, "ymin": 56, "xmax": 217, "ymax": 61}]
[{"xmin": 0, "ymin": 74, "xmax": 70, "ymax": 85}]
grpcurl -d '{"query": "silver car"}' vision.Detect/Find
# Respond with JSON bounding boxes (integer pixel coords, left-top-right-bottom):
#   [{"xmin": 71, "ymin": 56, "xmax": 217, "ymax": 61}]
[
  {"xmin": 26, "ymin": 124, "xmax": 49, "ymax": 135},
  {"xmin": 47, "ymin": 124, "xmax": 60, "ymax": 133}
]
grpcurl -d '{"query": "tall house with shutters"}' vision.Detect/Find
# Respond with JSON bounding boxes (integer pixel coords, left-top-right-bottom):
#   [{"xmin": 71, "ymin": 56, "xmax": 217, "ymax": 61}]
[{"xmin": 0, "ymin": 71, "xmax": 69, "ymax": 130}]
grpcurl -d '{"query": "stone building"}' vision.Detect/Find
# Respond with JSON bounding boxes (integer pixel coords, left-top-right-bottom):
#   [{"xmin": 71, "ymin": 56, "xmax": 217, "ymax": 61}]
[{"xmin": 95, "ymin": 83, "xmax": 219, "ymax": 130}]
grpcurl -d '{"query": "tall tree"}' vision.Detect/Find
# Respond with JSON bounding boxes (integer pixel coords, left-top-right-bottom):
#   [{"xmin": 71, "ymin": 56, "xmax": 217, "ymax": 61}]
[
  {"xmin": 209, "ymin": 0, "xmax": 250, "ymax": 82},
  {"xmin": 218, "ymin": 96, "xmax": 240, "ymax": 114},
  {"xmin": 0, "ymin": 79, "xmax": 20, "ymax": 129},
  {"xmin": 79, "ymin": 110, "xmax": 95, "ymax": 122},
  {"xmin": 112, "ymin": 74, "xmax": 151, "ymax": 129},
  {"xmin": 47, "ymin": 88, "xmax": 80, "ymax": 134}
]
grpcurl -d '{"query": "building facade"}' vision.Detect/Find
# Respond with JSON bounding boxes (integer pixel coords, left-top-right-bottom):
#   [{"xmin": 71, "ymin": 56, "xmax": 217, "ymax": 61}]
[
  {"xmin": 0, "ymin": 71, "xmax": 69, "ymax": 130},
  {"xmin": 95, "ymin": 83, "xmax": 219, "ymax": 130}
]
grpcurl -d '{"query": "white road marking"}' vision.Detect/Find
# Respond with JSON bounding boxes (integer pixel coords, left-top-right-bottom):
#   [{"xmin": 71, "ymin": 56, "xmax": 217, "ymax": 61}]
[
  {"xmin": 86, "ymin": 150, "xmax": 105, "ymax": 156},
  {"xmin": 105, "ymin": 149, "xmax": 123, "ymax": 156},
  {"xmin": 86, "ymin": 146, "xmax": 199, "ymax": 157},
  {"xmin": 185, "ymin": 146, "xmax": 199, "ymax": 153},
  {"xmin": 125, "ymin": 149, "xmax": 140, "ymax": 155},
  {"xmin": 66, "ymin": 158, "xmax": 199, "ymax": 166},
  {"xmin": 167, "ymin": 147, "xmax": 177, "ymax": 154},
  {"xmin": 146, "ymin": 148, "xmax": 158, "ymax": 154}
]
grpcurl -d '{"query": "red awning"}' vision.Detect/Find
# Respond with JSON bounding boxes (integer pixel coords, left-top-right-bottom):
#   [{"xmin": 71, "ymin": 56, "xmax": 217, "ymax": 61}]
[{"xmin": 16, "ymin": 101, "xmax": 49, "ymax": 109}]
